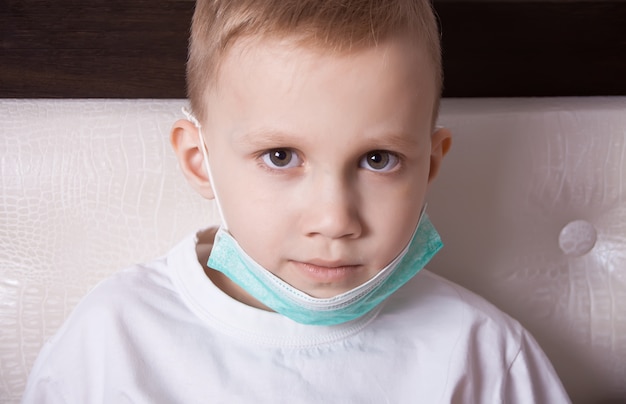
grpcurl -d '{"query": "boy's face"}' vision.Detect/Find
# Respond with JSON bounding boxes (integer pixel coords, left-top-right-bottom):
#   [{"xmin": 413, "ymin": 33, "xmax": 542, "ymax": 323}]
[{"xmin": 180, "ymin": 35, "xmax": 450, "ymax": 304}]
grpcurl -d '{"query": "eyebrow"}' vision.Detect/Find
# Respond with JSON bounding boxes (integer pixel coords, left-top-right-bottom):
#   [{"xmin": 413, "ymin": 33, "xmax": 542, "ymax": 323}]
[
  {"xmin": 360, "ymin": 132, "xmax": 423, "ymax": 151},
  {"xmin": 233, "ymin": 127, "xmax": 424, "ymax": 151},
  {"xmin": 232, "ymin": 129, "xmax": 298, "ymax": 149}
]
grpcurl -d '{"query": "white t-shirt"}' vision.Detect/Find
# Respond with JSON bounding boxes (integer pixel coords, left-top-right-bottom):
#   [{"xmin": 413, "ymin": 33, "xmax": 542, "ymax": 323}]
[{"xmin": 22, "ymin": 231, "xmax": 570, "ymax": 403}]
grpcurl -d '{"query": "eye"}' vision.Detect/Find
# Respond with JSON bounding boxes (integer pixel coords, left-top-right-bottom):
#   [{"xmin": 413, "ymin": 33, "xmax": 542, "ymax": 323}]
[
  {"xmin": 360, "ymin": 150, "xmax": 400, "ymax": 172},
  {"xmin": 261, "ymin": 149, "xmax": 302, "ymax": 169}
]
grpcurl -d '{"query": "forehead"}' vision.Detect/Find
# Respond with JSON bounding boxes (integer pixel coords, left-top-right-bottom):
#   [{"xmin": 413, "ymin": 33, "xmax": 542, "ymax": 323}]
[
  {"xmin": 204, "ymin": 35, "xmax": 437, "ymax": 137},
  {"xmin": 217, "ymin": 33, "xmax": 433, "ymax": 84}
]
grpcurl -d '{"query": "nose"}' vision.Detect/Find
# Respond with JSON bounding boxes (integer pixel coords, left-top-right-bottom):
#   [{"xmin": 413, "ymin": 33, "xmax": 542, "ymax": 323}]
[{"xmin": 299, "ymin": 172, "xmax": 363, "ymax": 240}]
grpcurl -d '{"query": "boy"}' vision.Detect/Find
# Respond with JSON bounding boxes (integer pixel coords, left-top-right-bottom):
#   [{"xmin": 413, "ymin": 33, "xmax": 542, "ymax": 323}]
[{"xmin": 23, "ymin": 0, "xmax": 570, "ymax": 402}]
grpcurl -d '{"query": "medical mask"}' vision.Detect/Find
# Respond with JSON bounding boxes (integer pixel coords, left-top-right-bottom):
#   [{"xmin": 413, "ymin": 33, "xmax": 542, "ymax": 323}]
[
  {"xmin": 182, "ymin": 107, "xmax": 443, "ymax": 326},
  {"xmin": 209, "ymin": 213, "xmax": 442, "ymax": 326}
]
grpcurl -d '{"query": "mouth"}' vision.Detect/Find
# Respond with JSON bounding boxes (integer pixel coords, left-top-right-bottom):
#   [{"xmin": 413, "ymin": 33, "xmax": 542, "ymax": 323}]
[{"xmin": 290, "ymin": 260, "xmax": 362, "ymax": 284}]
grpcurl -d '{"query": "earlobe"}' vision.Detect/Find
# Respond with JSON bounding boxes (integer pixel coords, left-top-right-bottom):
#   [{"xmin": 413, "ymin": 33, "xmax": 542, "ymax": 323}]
[
  {"xmin": 170, "ymin": 119, "xmax": 215, "ymax": 200},
  {"xmin": 427, "ymin": 127, "xmax": 452, "ymax": 184}
]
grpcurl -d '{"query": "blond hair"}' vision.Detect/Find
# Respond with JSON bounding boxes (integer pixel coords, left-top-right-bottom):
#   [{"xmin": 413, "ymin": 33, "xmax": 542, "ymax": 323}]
[{"xmin": 187, "ymin": 0, "xmax": 442, "ymax": 123}]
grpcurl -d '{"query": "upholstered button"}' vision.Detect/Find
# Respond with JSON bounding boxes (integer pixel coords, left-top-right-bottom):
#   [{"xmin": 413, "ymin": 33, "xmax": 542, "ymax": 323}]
[{"xmin": 559, "ymin": 220, "xmax": 598, "ymax": 257}]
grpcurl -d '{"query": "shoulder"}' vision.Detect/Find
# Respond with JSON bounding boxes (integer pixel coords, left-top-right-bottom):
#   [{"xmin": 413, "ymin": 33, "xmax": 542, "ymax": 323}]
[
  {"xmin": 22, "ymin": 232, "xmax": 207, "ymax": 401},
  {"xmin": 385, "ymin": 269, "xmax": 523, "ymax": 335},
  {"xmin": 89, "ymin": 256, "xmax": 176, "ymax": 307},
  {"xmin": 376, "ymin": 269, "xmax": 525, "ymax": 379},
  {"xmin": 56, "ymin": 231, "xmax": 205, "ymax": 336},
  {"xmin": 81, "ymin": 230, "xmax": 207, "ymax": 316},
  {"xmin": 33, "ymin": 255, "xmax": 179, "ymax": 362},
  {"xmin": 376, "ymin": 270, "xmax": 570, "ymax": 403},
  {"xmin": 24, "ymin": 235, "xmax": 199, "ymax": 371}
]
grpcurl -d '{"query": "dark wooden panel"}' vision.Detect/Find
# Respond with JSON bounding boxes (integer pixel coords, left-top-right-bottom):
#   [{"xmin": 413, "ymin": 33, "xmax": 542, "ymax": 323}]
[
  {"xmin": 1, "ymin": 1, "xmax": 625, "ymax": 98},
  {"xmin": 1, "ymin": 0, "xmax": 193, "ymax": 98},
  {"xmin": 436, "ymin": 1, "xmax": 626, "ymax": 97}
]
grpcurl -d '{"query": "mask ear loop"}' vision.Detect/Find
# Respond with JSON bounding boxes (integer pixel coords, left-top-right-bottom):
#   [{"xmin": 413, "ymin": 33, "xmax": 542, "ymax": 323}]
[{"xmin": 182, "ymin": 107, "xmax": 229, "ymax": 230}]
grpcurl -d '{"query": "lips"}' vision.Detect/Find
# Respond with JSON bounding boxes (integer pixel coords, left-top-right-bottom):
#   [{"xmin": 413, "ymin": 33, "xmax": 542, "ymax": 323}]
[{"xmin": 290, "ymin": 260, "xmax": 362, "ymax": 284}]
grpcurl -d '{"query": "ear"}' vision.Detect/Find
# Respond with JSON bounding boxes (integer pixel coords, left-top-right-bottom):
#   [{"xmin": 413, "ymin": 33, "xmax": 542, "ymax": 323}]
[
  {"xmin": 170, "ymin": 119, "xmax": 215, "ymax": 200},
  {"xmin": 427, "ymin": 127, "xmax": 452, "ymax": 184}
]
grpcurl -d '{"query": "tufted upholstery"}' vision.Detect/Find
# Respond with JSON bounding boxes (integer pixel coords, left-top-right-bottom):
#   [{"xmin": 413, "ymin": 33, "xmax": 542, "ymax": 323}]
[{"xmin": 1, "ymin": 98, "xmax": 625, "ymax": 403}]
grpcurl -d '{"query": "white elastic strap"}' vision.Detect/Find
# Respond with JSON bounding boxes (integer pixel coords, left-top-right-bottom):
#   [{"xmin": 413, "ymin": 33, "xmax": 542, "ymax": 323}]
[{"xmin": 182, "ymin": 107, "xmax": 229, "ymax": 229}]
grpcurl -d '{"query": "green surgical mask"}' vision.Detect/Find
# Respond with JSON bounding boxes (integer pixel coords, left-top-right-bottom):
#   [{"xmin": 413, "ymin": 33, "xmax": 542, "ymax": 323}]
[{"xmin": 208, "ymin": 212, "xmax": 442, "ymax": 326}]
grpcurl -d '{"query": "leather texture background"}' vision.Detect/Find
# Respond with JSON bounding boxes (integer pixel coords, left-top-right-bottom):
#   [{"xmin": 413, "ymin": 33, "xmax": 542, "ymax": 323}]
[{"xmin": 1, "ymin": 98, "xmax": 625, "ymax": 403}]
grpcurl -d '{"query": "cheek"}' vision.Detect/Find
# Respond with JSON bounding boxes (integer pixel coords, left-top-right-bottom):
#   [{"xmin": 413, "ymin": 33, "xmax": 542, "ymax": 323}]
[
  {"xmin": 365, "ymin": 178, "xmax": 428, "ymax": 244},
  {"xmin": 225, "ymin": 194, "xmax": 282, "ymax": 233},
  {"xmin": 221, "ymin": 186, "xmax": 290, "ymax": 260}
]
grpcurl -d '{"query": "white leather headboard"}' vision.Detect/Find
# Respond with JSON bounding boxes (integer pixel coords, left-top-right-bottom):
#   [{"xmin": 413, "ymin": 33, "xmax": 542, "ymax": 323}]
[{"xmin": 1, "ymin": 98, "xmax": 625, "ymax": 403}]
